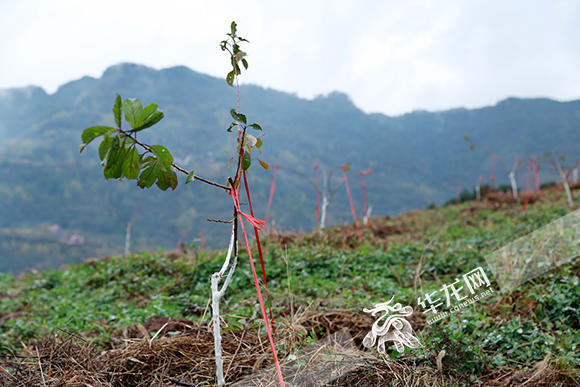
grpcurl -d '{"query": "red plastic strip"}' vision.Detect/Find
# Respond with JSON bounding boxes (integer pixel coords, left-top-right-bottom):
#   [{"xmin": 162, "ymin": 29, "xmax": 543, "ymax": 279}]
[
  {"xmin": 523, "ymin": 161, "xmax": 532, "ymax": 211},
  {"xmin": 243, "ymin": 170, "xmax": 275, "ymax": 333},
  {"xmin": 230, "ymin": 185, "xmax": 285, "ymax": 386},
  {"xmin": 342, "ymin": 165, "xmax": 361, "ymax": 239}
]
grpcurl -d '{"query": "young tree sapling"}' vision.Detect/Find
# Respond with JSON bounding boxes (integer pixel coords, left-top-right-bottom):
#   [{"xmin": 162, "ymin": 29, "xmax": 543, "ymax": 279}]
[{"xmin": 79, "ymin": 22, "xmax": 284, "ymax": 386}]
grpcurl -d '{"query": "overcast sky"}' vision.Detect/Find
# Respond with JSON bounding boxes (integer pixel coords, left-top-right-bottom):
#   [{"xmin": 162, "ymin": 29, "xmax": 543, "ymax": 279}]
[{"xmin": 1, "ymin": 0, "xmax": 578, "ymax": 115}]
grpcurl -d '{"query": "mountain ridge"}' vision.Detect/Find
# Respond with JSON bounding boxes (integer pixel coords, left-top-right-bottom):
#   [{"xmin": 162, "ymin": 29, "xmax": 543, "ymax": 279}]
[{"xmin": 4, "ymin": 62, "xmax": 576, "ymax": 118}]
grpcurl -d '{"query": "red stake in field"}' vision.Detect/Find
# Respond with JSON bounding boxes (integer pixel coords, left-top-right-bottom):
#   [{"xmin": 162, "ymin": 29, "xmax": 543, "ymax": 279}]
[
  {"xmin": 342, "ymin": 164, "xmax": 361, "ymax": 239},
  {"xmin": 360, "ymin": 168, "xmax": 373, "ymax": 228},
  {"xmin": 523, "ymin": 159, "xmax": 532, "ymax": 211},
  {"xmin": 264, "ymin": 164, "xmax": 280, "ymax": 232}
]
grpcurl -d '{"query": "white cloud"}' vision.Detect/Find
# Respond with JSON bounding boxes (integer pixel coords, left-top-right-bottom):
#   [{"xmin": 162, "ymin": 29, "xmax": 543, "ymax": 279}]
[{"xmin": 0, "ymin": 0, "xmax": 578, "ymax": 115}]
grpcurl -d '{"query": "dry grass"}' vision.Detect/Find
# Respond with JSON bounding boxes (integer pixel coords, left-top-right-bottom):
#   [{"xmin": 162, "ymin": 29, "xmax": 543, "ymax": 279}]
[{"xmin": 2, "ymin": 308, "xmax": 577, "ymax": 386}]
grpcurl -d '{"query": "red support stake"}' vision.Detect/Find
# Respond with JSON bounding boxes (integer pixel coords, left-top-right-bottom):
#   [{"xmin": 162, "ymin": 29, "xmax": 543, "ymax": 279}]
[
  {"xmin": 243, "ymin": 171, "xmax": 275, "ymax": 333},
  {"xmin": 264, "ymin": 164, "xmax": 280, "ymax": 232},
  {"xmin": 342, "ymin": 164, "xmax": 361, "ymax": 239},
  {"xmin": 360, "ymin": 168, "xmax": 373, "ymax": 228},
  {"xmin": 523, "ymin": 161, "xmax": 532, "ymax": 211},
  {"xmin": 229, "ymin": 185, "xmax": 285, "ymax": 386}
]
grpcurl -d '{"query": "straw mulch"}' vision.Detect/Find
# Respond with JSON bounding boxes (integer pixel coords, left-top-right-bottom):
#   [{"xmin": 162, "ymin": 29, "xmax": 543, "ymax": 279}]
[
  {"xmin": 0, "ymin": 321, "xmax": 266, "ymax": 386},
  {"xmin": 0, "ymin": 310, "xmax": 378, "ymax": 386},
  {"xmin": 1, "ymin": 309, "xmax": 573, "ymax": 386}
]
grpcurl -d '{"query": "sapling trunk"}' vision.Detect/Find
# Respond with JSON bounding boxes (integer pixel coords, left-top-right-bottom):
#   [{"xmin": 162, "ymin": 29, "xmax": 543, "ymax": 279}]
[
  {"xmin": 359, "ymin": 168, "xmax": 373, "ymax": 228},
  {"xmin": 124, "ymin": 222, "xmax": 132, "ymax": 256},
  {"xmin": 508, "ymin": 171, "xmax": 518, "ymax": 199},
  {"xmin": 211, "ymin": 217, "xmax": 238, "ymax": 386},
  {"xmin": 365, "ymin": 205, "xmax": 373, "ymax": 226},
  {"xmin": 320, "ymin": 194, "xmax": 329, "ymax": 230},
  {"xmin": 556, "ymin": 160, "xmax": 573, "ymax": 207}
]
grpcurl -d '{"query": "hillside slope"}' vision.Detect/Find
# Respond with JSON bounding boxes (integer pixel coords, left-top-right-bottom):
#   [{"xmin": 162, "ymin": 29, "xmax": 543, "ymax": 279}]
[{"xmin": 0, "ymin": 187, "xmax": 578, "ymax": 385}]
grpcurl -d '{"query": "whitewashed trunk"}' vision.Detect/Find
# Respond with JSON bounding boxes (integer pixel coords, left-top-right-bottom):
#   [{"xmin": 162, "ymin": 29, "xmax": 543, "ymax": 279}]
[
  {"xmin": 556, "ymin": 162, "xmax": 573, "ymax": 207},
  {"xmin": 319, "ymin": 194, "xmax": 329, "ymax": 230},
  {"xmin": 563, "ymin": 176, "xmax": 573, "ymax": 207},
  {"xmin": 124, "ymin": 222, "xmax": 131, "ymax": 256},
  {"xmin": 508, "ymin": 172, "xmax": 518, "ymax": 199},
  {"xmin": 211, "ymin": 223, "xmax": 237, "ymax": 386},
  {"xmin": 364, "ymin": 205, "xmax": 373, "ymax": 226}
]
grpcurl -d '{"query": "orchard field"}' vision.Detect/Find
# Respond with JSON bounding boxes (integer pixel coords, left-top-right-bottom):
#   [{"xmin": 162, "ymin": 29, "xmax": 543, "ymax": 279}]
[{"xmin": 1, "ymin": 186, "xmax": 578, "ymax": 386}]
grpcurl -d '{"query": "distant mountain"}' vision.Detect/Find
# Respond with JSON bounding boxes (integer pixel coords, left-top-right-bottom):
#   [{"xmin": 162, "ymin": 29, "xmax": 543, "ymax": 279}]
[{"xmin": 1, "ymin": 63, "xmax": 579, "ymax": 272}]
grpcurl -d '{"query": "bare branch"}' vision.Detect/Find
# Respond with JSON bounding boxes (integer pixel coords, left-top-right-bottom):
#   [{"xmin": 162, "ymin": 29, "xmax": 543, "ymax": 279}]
[{"xmin": 118, "ymin": 129, "xmax": 230, "ymax": 191}]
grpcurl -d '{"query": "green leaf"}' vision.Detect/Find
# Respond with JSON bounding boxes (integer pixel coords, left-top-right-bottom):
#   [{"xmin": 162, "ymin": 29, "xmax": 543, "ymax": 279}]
[
  {"xmin": 81, "ymin": 126, "xmax": 116, "ymax": 145},
  {"xmin": 227, "ymin": 121, "xmax": 237, "ymax": 132},
  {"xmin": 241, "ymin": 151, "xmax": 251, "ymax": 171},
  {"xmin": 226, "ymin": 70, "xmax": 235, "ymax": 86},
  {"xmin": 113, "ymin": 93, "xmax": 122, "ymax": 128},
  {"xmin": 248, "ymin": 123, "xmax": 262, "ymax": 131},
  {"xmin": 150, "ymin": 145, "xmax": 173, "ymax": 167},
  {"xmin": 156, "ymin": 168, "xmax": 178, "ymax": 191},
  {"xmin": 137, "ymin": 165, "xmax": 157, "ymax": 188},
  {"xmin": 230, "ymin": 21, "xmax": 237, "ymax": 35},
  {"xmin": 242, "ymin": 58, "xmax": 248, "ymax": 70},
  {"xmin": 256, "ymin": 137, "xmax": 262, "ymax": 149},
  {"xmin": 259, "ymin": 160, "xmax": 269, "ymax": 170},
  {"xmin": 103, "ymin": 139, "xmax": 125, "ymax": 180},
  {"xmin": 186, "ymin": 170, "xmax": 195, "ymax": 184},
  {"xmin": 130, "ymin": 111, "xmax": 164, "ymax": 132},
  {"xmin": 123, "ymin": 98, "xmax": 143, "ymax": 128},
  {"xmin": 230, "ymin": 109, "xmax": 247, "ymax": 124},
  {"xmin": 140, "ymin": 155, "xmax": 156, "ymax": 167},
  {"xmin": 138, "ymin": 103, "xmax": 158, "ymax": 125},
  {"xmin": 122, "ymin": 147, "xmax": 141, "ymax": 180},
  {"xmin": 98, "ymin": 136, "xmax": 114, "ymax": 160}
]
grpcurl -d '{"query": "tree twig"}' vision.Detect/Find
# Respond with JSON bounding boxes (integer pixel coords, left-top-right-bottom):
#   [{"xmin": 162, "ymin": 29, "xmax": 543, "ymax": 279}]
[
  {"xmin": 170, "ymin": 378, "xmax": 197, "ymax": 387},
  {"xmin": 119, "ymin": 129, "xmax": 230, "ymax": 191},
  {"xmin": 224, "ymin": 323, "xmax": 248, "ymax": 380}
]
